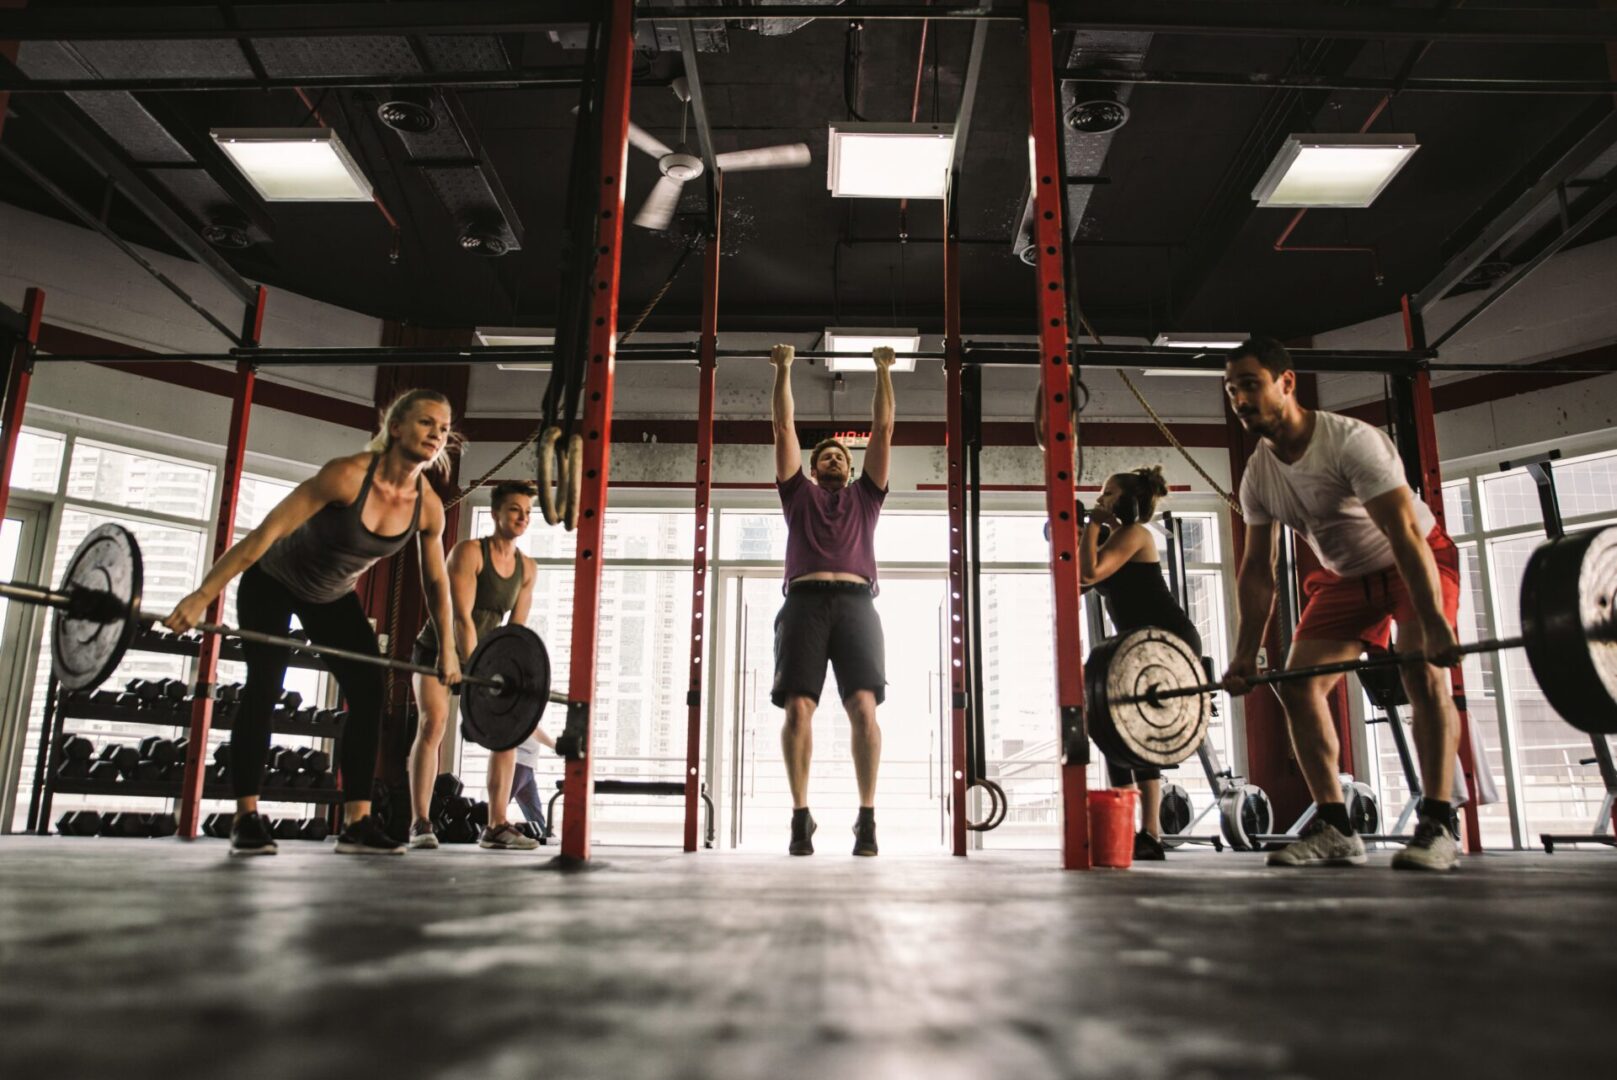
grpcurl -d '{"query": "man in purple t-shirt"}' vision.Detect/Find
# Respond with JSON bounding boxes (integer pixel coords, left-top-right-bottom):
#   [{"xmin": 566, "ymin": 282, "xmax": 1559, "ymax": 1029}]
[{"xmin": 770, "ymin": 342, "xmax": 895, "ymax": 857}]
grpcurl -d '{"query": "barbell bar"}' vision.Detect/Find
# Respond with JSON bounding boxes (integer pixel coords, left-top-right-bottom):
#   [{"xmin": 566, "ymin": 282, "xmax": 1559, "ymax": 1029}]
[
  {"xmin": 1125, "ymin": 636, "xmax": 1527, "ymax": 708},
  {"xmin": 4, "ymin": 524, "xmax": 564, "ymax": 752}
]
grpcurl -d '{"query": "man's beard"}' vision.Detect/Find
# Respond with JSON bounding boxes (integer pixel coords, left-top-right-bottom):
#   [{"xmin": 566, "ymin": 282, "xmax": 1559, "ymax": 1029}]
[
  {"xmin": 816, "ymin": 470, "xmax": 847, "ymax": 490},
  {"xmin": 1236, "ymin": 411, "xmax": 1274, "ymax": 439}
]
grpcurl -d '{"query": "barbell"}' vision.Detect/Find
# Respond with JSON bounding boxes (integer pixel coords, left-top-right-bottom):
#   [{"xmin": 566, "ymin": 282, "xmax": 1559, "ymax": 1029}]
[
  {"xmin": 0, "ymin": 524, "xmax": 563, "ymax": 752},
  {"xmin": 1088, "ymin": 525, "xmax": 1617, "ymax": 771}
]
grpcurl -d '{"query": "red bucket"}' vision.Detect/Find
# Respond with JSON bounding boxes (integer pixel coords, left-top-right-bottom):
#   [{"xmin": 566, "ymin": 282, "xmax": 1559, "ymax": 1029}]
[{"xmin": 1089, "ymin": 788, "xmax": 1138, "ymax": 868}]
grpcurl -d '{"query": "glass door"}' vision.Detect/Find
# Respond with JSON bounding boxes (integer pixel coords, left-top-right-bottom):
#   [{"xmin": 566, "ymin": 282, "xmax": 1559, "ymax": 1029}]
[{"xmin": 723, "ymin": 572, "xmax": 949, "ymax": 853}]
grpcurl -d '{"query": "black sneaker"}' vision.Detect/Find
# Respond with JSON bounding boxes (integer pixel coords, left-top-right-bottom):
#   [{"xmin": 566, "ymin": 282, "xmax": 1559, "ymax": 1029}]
[
  {"xmin": 335, "ymin": 813, "xmax": 405, "ymax": 856},
  {"xmin": 1133, "ymin": 831, "xmax": 1166, "ymax": 861},
  {"xmin": 789, "ymin": 809, "xmax": 817, "ymax": 856},
  {"xmin": 229, "ymin": 811, "xmax": 278, "ymax": 857},
  {"xmin": 852, "ymin": 809, "xmax": 878, "ymax": 857}
]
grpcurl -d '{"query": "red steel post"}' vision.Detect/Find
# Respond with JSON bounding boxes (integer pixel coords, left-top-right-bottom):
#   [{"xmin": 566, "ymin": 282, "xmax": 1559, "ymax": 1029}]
[
  {"xmin": 0, "ymin": 287, "xmax": 44, "ymax": 523},
  {"xmin": 1401, "ymin": 294, "xmax": 1484, "ymax": 853},
  {"xmin": 683, "ymin": 174, "xmax": 722, "ymax": 853},
  {"xmin": 1026, "ymin": 0, "xmax": 1091, "ymax": 870},
  {"xmin": 942, "ymin": 178, "xmax": 970, "ymax": 857},
  {"xmin": 178, "ymin": 285, "xmax": 266, "ymax": 838},
  {"xmin": 560, "ymin": 0, "xmax": 635, "ymax": 863}
]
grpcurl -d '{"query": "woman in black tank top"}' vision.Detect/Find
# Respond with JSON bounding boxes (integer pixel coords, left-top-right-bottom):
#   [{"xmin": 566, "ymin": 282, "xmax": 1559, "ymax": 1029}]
[
  {"xmin": 162, "ymin": 390, "xmax": 460, "ymax": 858},
  {"xmin": 1079, "ymin": 466, "xmax": 1203, "ymax": 861}
]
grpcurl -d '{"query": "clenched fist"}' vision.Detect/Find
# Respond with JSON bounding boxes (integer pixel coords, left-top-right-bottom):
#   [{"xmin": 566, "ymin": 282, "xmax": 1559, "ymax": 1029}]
[
  {"xmin": 872, "ymin": 346, "xmax": 896, "ymax": 369},
  {"xmin": 770, "ymin": 344, "xmax": 795, "ymax": 368}
]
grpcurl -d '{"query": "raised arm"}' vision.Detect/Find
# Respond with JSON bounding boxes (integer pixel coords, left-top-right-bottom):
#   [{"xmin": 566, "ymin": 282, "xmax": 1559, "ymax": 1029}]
[
  {"xmin": 163, "ymin": 457, "xmax": 358, "ymax": 632},
  {"xmin": 418, "ymin": 496, "xmax": 462, "ymax": 686},
  {"xmin": 1223, "ymin": 521, "xmax": 1279, "ymax": 692},
  {"xmin": 862, "ymin": 346, "xmax": 897, "ymax": 490},
  {"xmin": 1079, "ymin": 519, "xmax": 1148, "ymax": 585},
  {"xmin": 1364, "ymin": 487, "xmax": 1460, "ymax": 664},
  {"xmin": 771, "ymin": 344, "xmax": 801, "ymax": 483}
]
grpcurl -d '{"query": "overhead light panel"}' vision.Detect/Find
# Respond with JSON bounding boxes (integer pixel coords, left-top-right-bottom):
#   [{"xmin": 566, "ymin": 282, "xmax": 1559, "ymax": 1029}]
[
  {"xmin": 477, "ymin": 328, "xmax": 555, "ymax": 371},
  {"xmin": 211, "ymin": 128, "xmax": 374, "ymax": 202},
  {"xmin": 1252, "ymin": 133, "xmax": 1418, "ymax": 208},
  {"xmin": 1143, "ymin": 333, "xmax": 1247, "ymax": 376},
  {"xmin": 827, "ymin": 123, "xmax": 953, "ymax": 199},
  {"xmin": 823, "ymin": 328, "xmax": 920, "ymax": 373}
]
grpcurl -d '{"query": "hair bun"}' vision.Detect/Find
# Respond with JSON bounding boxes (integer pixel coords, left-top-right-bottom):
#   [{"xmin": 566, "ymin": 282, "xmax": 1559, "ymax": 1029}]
[{"xmin": 1135, "ymin": 464, "xmax": 1169, "ymax": 499}]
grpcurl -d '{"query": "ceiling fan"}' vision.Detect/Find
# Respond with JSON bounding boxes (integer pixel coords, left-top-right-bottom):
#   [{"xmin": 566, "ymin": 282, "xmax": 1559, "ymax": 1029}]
[{"xmin": 628, "ymin": 78, "xmax": 811, "ymax": 230}]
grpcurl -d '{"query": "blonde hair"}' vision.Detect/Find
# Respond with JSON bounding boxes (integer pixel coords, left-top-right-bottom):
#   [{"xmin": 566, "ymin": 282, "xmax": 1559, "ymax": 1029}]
[
  {"xmin": 366, "ymin": 389, "xmax": 458, "ymax": 473},
  {"xmin": 1110, "ymin": 464, "xmax": 1170, "ymax": 524}
]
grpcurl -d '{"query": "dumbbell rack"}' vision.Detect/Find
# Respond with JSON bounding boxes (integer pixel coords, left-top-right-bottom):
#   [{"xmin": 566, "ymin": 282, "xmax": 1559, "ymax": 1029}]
[{"xmin": 26, "ymin": 627, "xmax": 344, "ymax": 835}]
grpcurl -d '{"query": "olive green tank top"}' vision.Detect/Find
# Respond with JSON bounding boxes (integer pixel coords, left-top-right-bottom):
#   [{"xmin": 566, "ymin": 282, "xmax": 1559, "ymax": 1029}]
[{"xmin": 415, "ymin": 537, "xmax": 524, "ymax": 658}]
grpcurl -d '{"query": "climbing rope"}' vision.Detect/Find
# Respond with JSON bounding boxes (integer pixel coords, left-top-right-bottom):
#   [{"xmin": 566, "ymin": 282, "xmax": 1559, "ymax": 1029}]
[{"xmin": 1077, "ymin": 314, "xmax": 1243, "ymax": 517}]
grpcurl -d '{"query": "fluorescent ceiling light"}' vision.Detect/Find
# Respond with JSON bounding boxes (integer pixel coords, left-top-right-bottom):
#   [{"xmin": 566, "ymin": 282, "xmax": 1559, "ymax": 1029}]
[
  {"xmin": 477, "ymin": 328, "xmax": 554, "ymax": 371},
  {"xmin": 211, "ymin": 128, "xmax": 374, "ymax": 202},
  {"xmin": 1153, "ymin": 333, "xmax": 1247, "ymax": 350},
  {"xmin": 1140, "ymin": 369, "xmax": 1228, "ymax": 378},
  {"xmin": 1252, "ymin": 133, "xmax": 1418, "ymax": 208},
  {"xmin": 823, "ymin": 328, "xmax": 920, "ymax": 373},
  {"xmin": 827, "ymin": 123, "xmax": 953, "ymax": 199}
]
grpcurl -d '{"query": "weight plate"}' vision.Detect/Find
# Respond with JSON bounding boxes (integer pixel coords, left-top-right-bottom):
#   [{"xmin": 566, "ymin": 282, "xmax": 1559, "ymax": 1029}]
[
  {"xmin": 1219, "ymin": 785, "xmax": 1272, "ymax": 851},
  {"xmin": 1346, "ymin": 781, "xmax": 1380, "ymax": 835},
  {"xmin": 52, "ymin": 524, "xmax": 142, "ymax": 691},
  {"xmin": 1086, "ymin": 627, "xmax": 1209, "ymax": 769},
  {"xmin": 1521, "ymin": 525, "xmax": 1617, "ymax": 735},
  {"xmin": 1159, "ymin": 781, "xmax": 1193, "ymax": 835},
  {"xmin": 460, "ymin": 624, "xmax": 551, "ymax": 751}
]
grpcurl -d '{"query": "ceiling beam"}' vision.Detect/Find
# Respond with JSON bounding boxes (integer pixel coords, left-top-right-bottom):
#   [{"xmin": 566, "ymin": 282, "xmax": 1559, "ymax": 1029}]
[
  {"xmin": 1412, "ymin": 102, "xmax": 1617, "ymax": 313},
  {"xmin": 951, "ymin": 19, "xmax": 991, "ymax": 174},
  {"xmin": 0, "ymin": 67, "xmax": 641, "ymax": 93},
  {"xmin": 1059, "ymin": 67, "xmax": 1617, "ymax": 97}
]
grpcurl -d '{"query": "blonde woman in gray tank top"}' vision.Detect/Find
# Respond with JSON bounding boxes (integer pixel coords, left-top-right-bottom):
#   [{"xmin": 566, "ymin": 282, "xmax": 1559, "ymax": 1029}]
[{"xmin": 405, "ymin": 481, "xmax": 543, "ymax": 850}]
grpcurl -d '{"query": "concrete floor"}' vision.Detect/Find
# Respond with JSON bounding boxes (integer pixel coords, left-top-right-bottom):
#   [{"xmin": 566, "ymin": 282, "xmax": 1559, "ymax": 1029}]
[{"xmin": 0, "ymin": 839, "xmax": 1612, "ymax": 1080}]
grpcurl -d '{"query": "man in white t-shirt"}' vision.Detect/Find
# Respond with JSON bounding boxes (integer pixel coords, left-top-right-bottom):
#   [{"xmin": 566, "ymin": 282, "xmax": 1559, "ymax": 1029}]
[{"xmin": 1222, "ymin": 336, "xmax": 1464, "ymax": 872}]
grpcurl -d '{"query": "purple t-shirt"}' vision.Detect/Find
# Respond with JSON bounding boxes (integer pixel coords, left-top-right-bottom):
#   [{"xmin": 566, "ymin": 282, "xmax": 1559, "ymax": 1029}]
[{"xmin": 778, "ymin": 470, "xmax": 887, "ymax": 590}]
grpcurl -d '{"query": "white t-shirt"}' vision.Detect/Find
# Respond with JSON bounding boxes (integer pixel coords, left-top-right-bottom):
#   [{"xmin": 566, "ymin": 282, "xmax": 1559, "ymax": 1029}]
[
  {"xmin": 514, "ymin": 734, "xmax": 543, "ymax": 770},
  {"xmin": 1239, "ymin": 411, "xmax": 1434, "ymax": 578}
]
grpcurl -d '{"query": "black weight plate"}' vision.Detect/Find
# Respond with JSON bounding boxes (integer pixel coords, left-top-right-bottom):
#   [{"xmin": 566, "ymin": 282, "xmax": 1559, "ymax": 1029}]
[
  {"xmin": 1521, "ymin": 525, "xmax": 1617, "ymax": 735},
  {"xmin": 52, "ymin": 524, "xmax": 143, "ymax": 691},
  {"xmin": 1086, "ymin": 628, "xmax": 1209, "ymax": 769},
  {"xmin": 1159, "ymin": 782, "xmax": 1193, "ymax": 835},
  {"xmin": 460, "ymin": 624, "xmax": 551, "ymax": 751}
]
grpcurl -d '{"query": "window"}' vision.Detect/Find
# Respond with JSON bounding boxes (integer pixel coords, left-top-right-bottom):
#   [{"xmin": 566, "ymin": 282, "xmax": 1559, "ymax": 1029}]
[
  {"xmin": 66, "ymin": 440, "xmax": 215, "ymax": 519},
  {"xmin": 12, "ymin": 429, "xmax": 65, "ymax": 493}
]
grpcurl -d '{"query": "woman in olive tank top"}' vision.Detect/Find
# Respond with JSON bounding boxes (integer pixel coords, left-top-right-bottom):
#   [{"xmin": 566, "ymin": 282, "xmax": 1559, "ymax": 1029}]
[
  {"xmin": 405, "ymin": 481, "xmax": 544, "ymax": 851},
  {"xmin": 163, "ymin": 390, "xmax": 462, "ymax": 857},
  {"xmin": 1080, "ymin": 466, "xmax": 1203, "ymax": 862}
]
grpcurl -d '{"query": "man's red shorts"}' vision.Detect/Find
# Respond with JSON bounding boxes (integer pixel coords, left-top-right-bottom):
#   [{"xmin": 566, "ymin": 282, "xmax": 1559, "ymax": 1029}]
[{"xmin": 1293, "ymin": 529, "xmax": 1461, "ymax": 648}]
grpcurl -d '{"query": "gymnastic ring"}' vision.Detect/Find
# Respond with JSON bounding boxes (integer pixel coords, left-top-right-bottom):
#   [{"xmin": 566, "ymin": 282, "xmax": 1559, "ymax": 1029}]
[
  {"xmin": 535, "ymin": 425, "xmax": 563, "ymax": 526},
  {"xmin": 965, "ymin": 777, "xmax": 1007, "ymax": 832},
  {"xmin": 561, "ymin": 433, "xmax": 584, "ymax": 531}
]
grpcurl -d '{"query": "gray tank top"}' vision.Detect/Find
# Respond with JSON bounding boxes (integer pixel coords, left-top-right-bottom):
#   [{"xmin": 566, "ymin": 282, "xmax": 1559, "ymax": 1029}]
[
  {"xmin": 415, "ymin": 537, "xmax": 524, "ymax": 657},
  {"xmin": 259, "ymin": 454, "xmax": 423, "ymax": 604}
]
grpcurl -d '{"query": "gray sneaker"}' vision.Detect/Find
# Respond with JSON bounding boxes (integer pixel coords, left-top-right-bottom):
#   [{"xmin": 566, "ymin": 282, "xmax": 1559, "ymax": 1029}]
[
  {"xmin": 1266, "ymin": 818, "xmax": 1367, "ymax": 868},
  {"xmin": 408, "ymin": 820, "xmax": 439, "ymax": 850},
  {"xmin": 479, "ymin": 822, "xmax": 540, "ymax": 851},
  {"xmin": 1391, "ymin": 820, "xmax": 1460, "ymax": 872}
]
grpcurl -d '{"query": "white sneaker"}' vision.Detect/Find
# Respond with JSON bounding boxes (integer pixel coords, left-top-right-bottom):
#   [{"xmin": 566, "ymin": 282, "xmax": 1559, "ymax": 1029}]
[
  {"xmin": 479, "ymin": 823, "xmax": 540, "ymax": 851},
  {"xmin": 1391, "ymin": 820, "xmax": 1460, "ymax": 872},
  {"xmin": 1266, "ymin": 818, "xmax": 1367, "ymax": 868},
  {"xmin": 408, "ymin": 820, "xmax": 439, "ymax": 850}
]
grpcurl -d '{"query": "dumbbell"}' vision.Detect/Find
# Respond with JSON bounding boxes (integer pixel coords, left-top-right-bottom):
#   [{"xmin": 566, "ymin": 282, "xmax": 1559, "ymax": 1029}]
[
  {"xmin": 133, "ymin": 759, "xmax": 166, "ymax": 782},
  {"xmin": 56, "ymin": 758, "xmax": 91, "ymax": 780},
  {"xmin": 278, "ymin": 690, "xmax": 304, "ymax": 712},
  {"xmin": 202, "ymin": 812, "xmax": 232, "ymax": 839},
  {"xmin": 57, "ymin": 734, "xmax": 94, "ymax": 762},
  {"xmin": 272, "ymin": 818, "xmax": 304, "ymax": 841},
  {"xmin": 87, "ymin": 758, "xmax": 121, "ymax": 784},
  {"xmin": 101, "ymin": 812, "xmax": 154, "ymax": 838},
  {"xmin": 159, "ymin": 679, "xmax": 187, "ymax": 702},
  {"xmin": 301, "ymin": 818, "xmax": 330, "ymax": 842},
  {"xmin": 295, "ymin": 747, "xmax": 330, "ymax": 774},
  {"xmin": 150, "ymin": 812, "xmax": 178, "ymax": 838},
  {"xmin": 469, "ymin": 801, "xmax": 489, "ymax": 829},
  {"xmin": 217, "ymin": 683, "xmax": 243, "ymax": 704},
  {"xmin": 138, "ymin": 736, "xmax": 178, "ymax": 767},
  {"xmin": 434, "ymin": 773, "xmax": 465, "ymax": 799},
  {"xmin": 314, "ymin": 771, "xmax": 337, "ymax": 791},
  {"xmin": 57, "ymin": 810, "xmax": 102, "ymax": 836},
  {"xmin": 266, "ymin": 746, "xmax": 299, "ymax": 772},
  {"xmin": 97, "ymin": 744, "xmax": 139, "ymax": 780}
]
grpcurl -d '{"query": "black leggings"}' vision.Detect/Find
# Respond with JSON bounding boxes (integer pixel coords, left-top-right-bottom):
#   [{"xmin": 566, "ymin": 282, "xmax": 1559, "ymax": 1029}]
[{"xmin": 233, "ymin": 565, "xmax": 385, "ymax": 802}]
